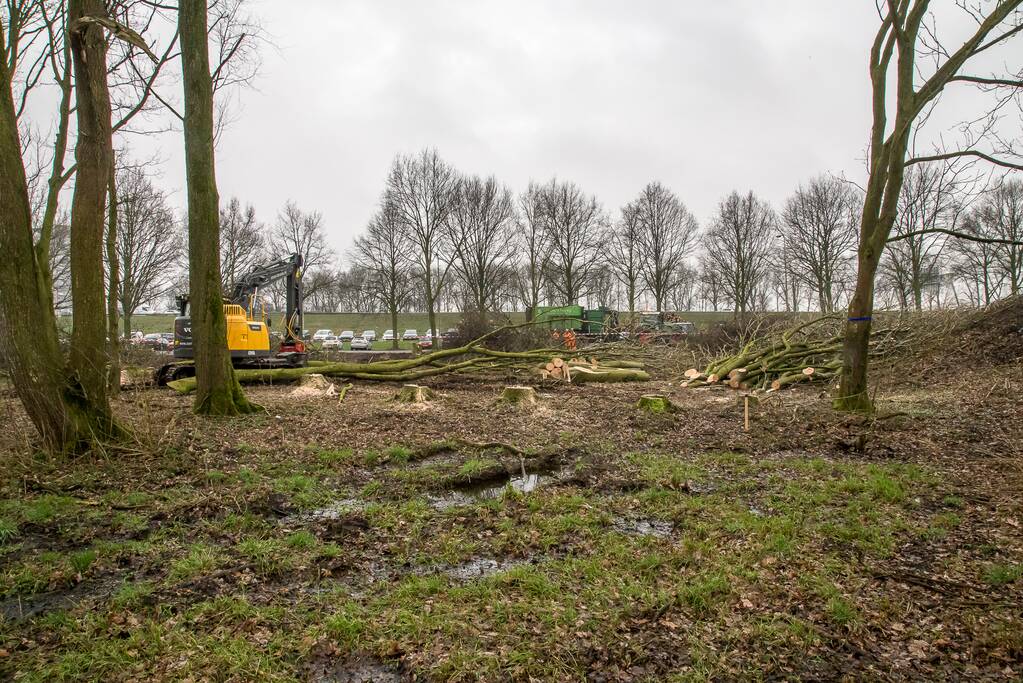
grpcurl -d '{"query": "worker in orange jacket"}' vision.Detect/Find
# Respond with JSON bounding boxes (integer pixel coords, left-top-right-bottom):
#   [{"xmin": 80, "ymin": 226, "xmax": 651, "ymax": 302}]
[{"xmin": 563, "ymin": 328, "xmax": 577, "ymax": 351}]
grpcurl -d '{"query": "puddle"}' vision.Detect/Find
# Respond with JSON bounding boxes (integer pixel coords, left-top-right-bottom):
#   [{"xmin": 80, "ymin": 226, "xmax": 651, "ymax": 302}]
[
  {"xmin": 611, "ymin": 517, "xmax": 674, "ymax": 538},
  {"xmin": 429, "ymin": 556, "xmax": 528, "ymax": 582},
  {"xmin": 286, "ymin": 498, "xmax": 365, "ymax": 523},
  {"xmin": 428, "ymin": 472, "xmax": 553, "ymax": 510},
  {"xmin": 307, "ymin": 654, "xmax": 404, "ymax": 683}
]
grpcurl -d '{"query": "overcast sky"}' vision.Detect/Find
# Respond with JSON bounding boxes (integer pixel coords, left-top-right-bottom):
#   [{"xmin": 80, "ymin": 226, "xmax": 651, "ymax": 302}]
[{"xmin": 128, "ymin": 2, "xmax": 970, "ymax": 257}]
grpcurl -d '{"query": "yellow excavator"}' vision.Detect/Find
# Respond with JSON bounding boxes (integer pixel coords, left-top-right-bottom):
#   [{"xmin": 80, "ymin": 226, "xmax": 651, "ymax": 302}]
[{"xmin": 155, "ymin": 253, "xmax": 307, "ymax": 384}]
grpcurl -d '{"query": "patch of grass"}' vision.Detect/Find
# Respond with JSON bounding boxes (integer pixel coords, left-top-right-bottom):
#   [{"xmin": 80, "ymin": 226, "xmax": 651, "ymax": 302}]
[
  {"xmin": 983, "ymin": 563, "xmax": 1023, "ymax": 586},
  {"xmin": 324, "ymin": 603, "xmax": 365, "ymax": 649},
  {"xmin": 274, "ymin": 474, "xmax": 315, "ymax": 494},
  {"xmin": 236, "ymin": 538, "xmax": 294, "ymax": 576},
  {"xmin": 0, "ymin": 516, "xmax": 18, "ymax": 544},
  {"xmin": 69, "ymin": 549, "xmax": 97, "ymax": 574},
  {"xmin": 169, "ymin": 544, "xmax": 223, "ymax": 581},
  {"xmin": 111, "ymin": 580, "xmax": 155, "ymax": 609},
  {"xmin": 941, "ymin": 495, "xmax": 964, "ymax": 509},
  {"xmin": 317, "ymin": 447, "xmax": 355, "ymax": 465},
  {"xmin": 629, "ymin": 452, "xmax": 704, "ymax": 490},
  {"xmin": 826, "ymin": 595, "xmax": 860, "ymax": 628},
  {"xmin": 679, "ymin": 571, "xmax": 731, "ymax": 617},
  {"xmin": 20, "ymin": 495, "xmax": 76, "ymax": 525},
  {"xmin": 385, "ymin": 445, "xmax": 414, "ymax": 463},
  {"xmin": 286, "ymin": 530, "xmax": 317, "ymax": 550}
]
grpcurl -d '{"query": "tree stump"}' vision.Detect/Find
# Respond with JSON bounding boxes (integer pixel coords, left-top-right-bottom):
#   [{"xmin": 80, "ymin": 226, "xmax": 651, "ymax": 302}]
[
  {"xmin": 392, "ymin": 384, "xmax": 435, "ymax": 403},
  {"xmin": 636, "ymin": 394, "xmax": 676, "ymax": 414},
  {"xmin": 289, "ymin": 373, "xmax": 336, "ymax": 398},
  {"xmin": 501, "ymin": 385, "xmax": 538, "ymax": 406}
]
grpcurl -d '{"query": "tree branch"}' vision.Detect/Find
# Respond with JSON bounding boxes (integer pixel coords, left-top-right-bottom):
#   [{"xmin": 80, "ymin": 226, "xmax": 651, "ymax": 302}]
[
  {"xmin": 888, "ymin": 227, "xmax": 1023, "ymax": 246},
  {"xmin": 949, "ymin": 74, "xmax": 1023, "ymax": 88},
  {"xmin": 905, "ymin": 149, "xmax": 1023, "ymax": 171}
]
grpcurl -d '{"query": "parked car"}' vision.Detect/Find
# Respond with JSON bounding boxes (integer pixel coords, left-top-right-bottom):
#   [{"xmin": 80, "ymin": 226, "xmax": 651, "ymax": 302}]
[
  {"xmin": 362, "ymin": 329, "xmax": 376, "ymax": 341},
  {"xmin": 312, "ymin": 329, "xmax": 333, "ymax": 342},
  {"xmin": 140, "ymin": 333, "xmax": 164, "ymax": 349},
  {"xmin": 444, "ymin": 328, "xmax": 457, "ymax": 338},
  {"xmin": 402, "ymin": 329, "xmax": 419, "ymax": 340},
  {"xmin": 321, "ymin": 335, "xmax": 341, "ymax": 350},
  {"xmin": 160, "ymin": 333, "xmax": 175, "ymax": 349},
  {"xmin": 382, "ymin": 329, "xmax": 395, "ymax": 341},
  {"xmin": 422, "ymin": 329, "xmax": 434, "ymax": 340},
  {"xmin": 418, "ymin": 337, "xmax": 433, "ymax": 350},
  {"xmin": 350, "ymin": 336, "xmax": 371, "ymax": 350},
  {"xmin": 339, "ymin": 330, "xmax": 355, "ymax": 342}
]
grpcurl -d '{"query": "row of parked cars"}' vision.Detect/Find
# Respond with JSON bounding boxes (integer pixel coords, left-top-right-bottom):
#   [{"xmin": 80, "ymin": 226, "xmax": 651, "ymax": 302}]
[{"xmin": 311, "ymin": 328, "xmax": 457, "ymax": 350}]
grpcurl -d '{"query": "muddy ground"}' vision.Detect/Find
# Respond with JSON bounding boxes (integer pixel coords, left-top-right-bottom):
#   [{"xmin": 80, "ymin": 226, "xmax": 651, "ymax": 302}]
[{"xmin": 1, "ymin": 314, "xmax": 1022, "ymax": 681}]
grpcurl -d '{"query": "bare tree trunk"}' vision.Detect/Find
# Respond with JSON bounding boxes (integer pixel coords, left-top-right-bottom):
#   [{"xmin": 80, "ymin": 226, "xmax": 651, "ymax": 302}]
[
  {"xmin": 179, "ymin": 0, "xmax": 255, "ymax": 415},
  {"xmin": 390, "ymin": 307, "xmax": 399, "ymax": 350},
  {"xmin": 68, "ymin": 0, "xmax": 121, "ymax": 434},
  {"xmin": 0, "ymin": 5, "xmax": 115, "ymax": 451},
  {"xmin": 107, "ymin": 158, "xmax": 120, "ymax": 392},
  {"xmin": 835, "ymin": 240, "xmax": 881, "ymax": 412}
]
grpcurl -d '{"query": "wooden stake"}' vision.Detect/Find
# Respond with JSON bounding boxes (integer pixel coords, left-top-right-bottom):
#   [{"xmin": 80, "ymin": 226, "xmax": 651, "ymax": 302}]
[{"xmin": 744, "ymin": 395, "xmax": 750, "ymax": 432}]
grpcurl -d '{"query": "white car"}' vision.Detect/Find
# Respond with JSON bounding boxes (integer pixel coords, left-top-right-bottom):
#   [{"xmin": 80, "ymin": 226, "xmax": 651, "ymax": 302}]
[
  {"xmin": 362, "ymin": 330, "xmax": 376, "ymax": 341},
  {"xmin": 339, "ymin": 330, "xmax": 355, "ymax": 342},
  {"xmin": 402, "ymin": 329, "xmax": 419, "ymax": 340},
  {"xmin": 382, "ymin": 329, "xmax": 395, "ymax": 341},
  {"xmin": 312, "ymin": 329, "xmax": 333, "ymax": 342},
  {"xmin": 350, "ymin": 336, "xmax": 371, "ymax": 350},
  {"xmin": 422, "ymin": 329, "xmax": 434, "ymax": 339},
  {"xmin": 321, "ymin": 335, "xmax": 341, "ymax": 349}
]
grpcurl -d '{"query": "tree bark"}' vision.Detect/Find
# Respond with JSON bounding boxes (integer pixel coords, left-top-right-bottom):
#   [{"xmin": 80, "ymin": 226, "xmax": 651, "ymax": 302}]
[
  {"xmin": 390, "ymin": 306, "xmax": 399, "ymax": 351},
  {"xmin": 107, "ymin": 157, "xmax": 120, "ymax": 391},
  {"xmin": 67, "ymin": 0, "xmax": 122, "ymax": 434},
  {"xmin": 179, "ymin": 0, "xmax": 256, "ymax": 415}
]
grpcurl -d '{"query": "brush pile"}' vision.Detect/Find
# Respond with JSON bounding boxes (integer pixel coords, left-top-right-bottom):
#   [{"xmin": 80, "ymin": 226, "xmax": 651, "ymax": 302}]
[{"xmin": 681, "ymin": 314, "xmax": 913, "ymax": 392}]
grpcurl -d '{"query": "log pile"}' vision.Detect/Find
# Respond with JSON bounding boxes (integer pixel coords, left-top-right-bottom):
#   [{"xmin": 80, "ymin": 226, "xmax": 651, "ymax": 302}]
[
  {"xmin": 539, "ymin": 356, "xmax": 649, "ymax": 383},
  {"xmin": 681, "ymin": 315, "xmax": 907, "ymax": 393}
]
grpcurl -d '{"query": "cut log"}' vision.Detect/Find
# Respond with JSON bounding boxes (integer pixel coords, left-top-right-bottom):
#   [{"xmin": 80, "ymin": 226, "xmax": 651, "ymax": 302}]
[
  {"xmin": 636, "ymin": 394, "xmax": 676, "ymax": 414},
  {"xmin": 392, "ymin": 384, "xmax": 435, "ymax": 403},
  {"xmin": 684, "ymin": 368, "xmax": 701, "ymax": 379},
  {"xmin": 566, "ymin": 366, "xmax": 650, "ymax": 383},
  {"xmin": 552, "ymin": 357, "xmax": 565, "ymax": 368},
  {"xmin": 802, "ymin": 367, "xmax": 815, "ymax": 376},
  {"xmin": 544, "ymin": 362, "xmax": 556, "ymax": 372},
  {"xmin": 501, "ymin": 385, "xmax": 538, "ymax": 405}
]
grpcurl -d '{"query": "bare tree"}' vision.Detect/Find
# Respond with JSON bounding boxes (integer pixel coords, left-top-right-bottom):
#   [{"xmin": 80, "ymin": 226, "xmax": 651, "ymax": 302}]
[
  {"xmin": 781, "ymin": 175, "xmax": 859, "ymax": 312},
  {"xmin": 981, "ymin": 179, "xmax": 1023, "ymax": 295},
  {"xmin": 180, "ymin": 0, "xmax": 255, "ymax": 415},
  {"xmin": 514, "ymin": 182, "xmax": 552, "ymax": 319},
  {"xmin": 697, "ymin": 262, "xmax": 725, "ymax": 312},
  {"xmin": 883, "ymin": 162, "xmax": 978, "ymax": 310},
  {"xmin": 353, "ymin": 199, "xmax": 415, "ymax": 350},
  {"xmin": 948, "ymin": 210, "xmax": 1004, "ymax": 305},
  {"xmin": 449, "ymin": 174, "xmax": 516, "ymax": 312},
  {"xmin": 607, "ymin": 202, "xmax": 644, "ymax": 314},
  {"xmin": 385, "ymin": 148, "xmax": 460, "ymax": 347},
  {"xmin": 266, "ymin": 200, "xmax": 334, "ymax": 305},
  {"xmin": 632, "ymin": 181, "xmax": 699, "ymax": 311},
  {"xmin": 704, "ymin": 190, "xmax": 776, "ymax": 317},
  {"xmin": 113, "ymin": 165, "xmax": 183, "ymax": 336},
  {"xmin": 837, "ymin": 1, "xmax": 1023, "ymax": 412},
  {"xmin": 219, "ymin": 196, "xmax": 265, "ymax": 292},
  {"xmin": 537, "ymin": 178, "xmax": 604, "ymax": 304}
]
